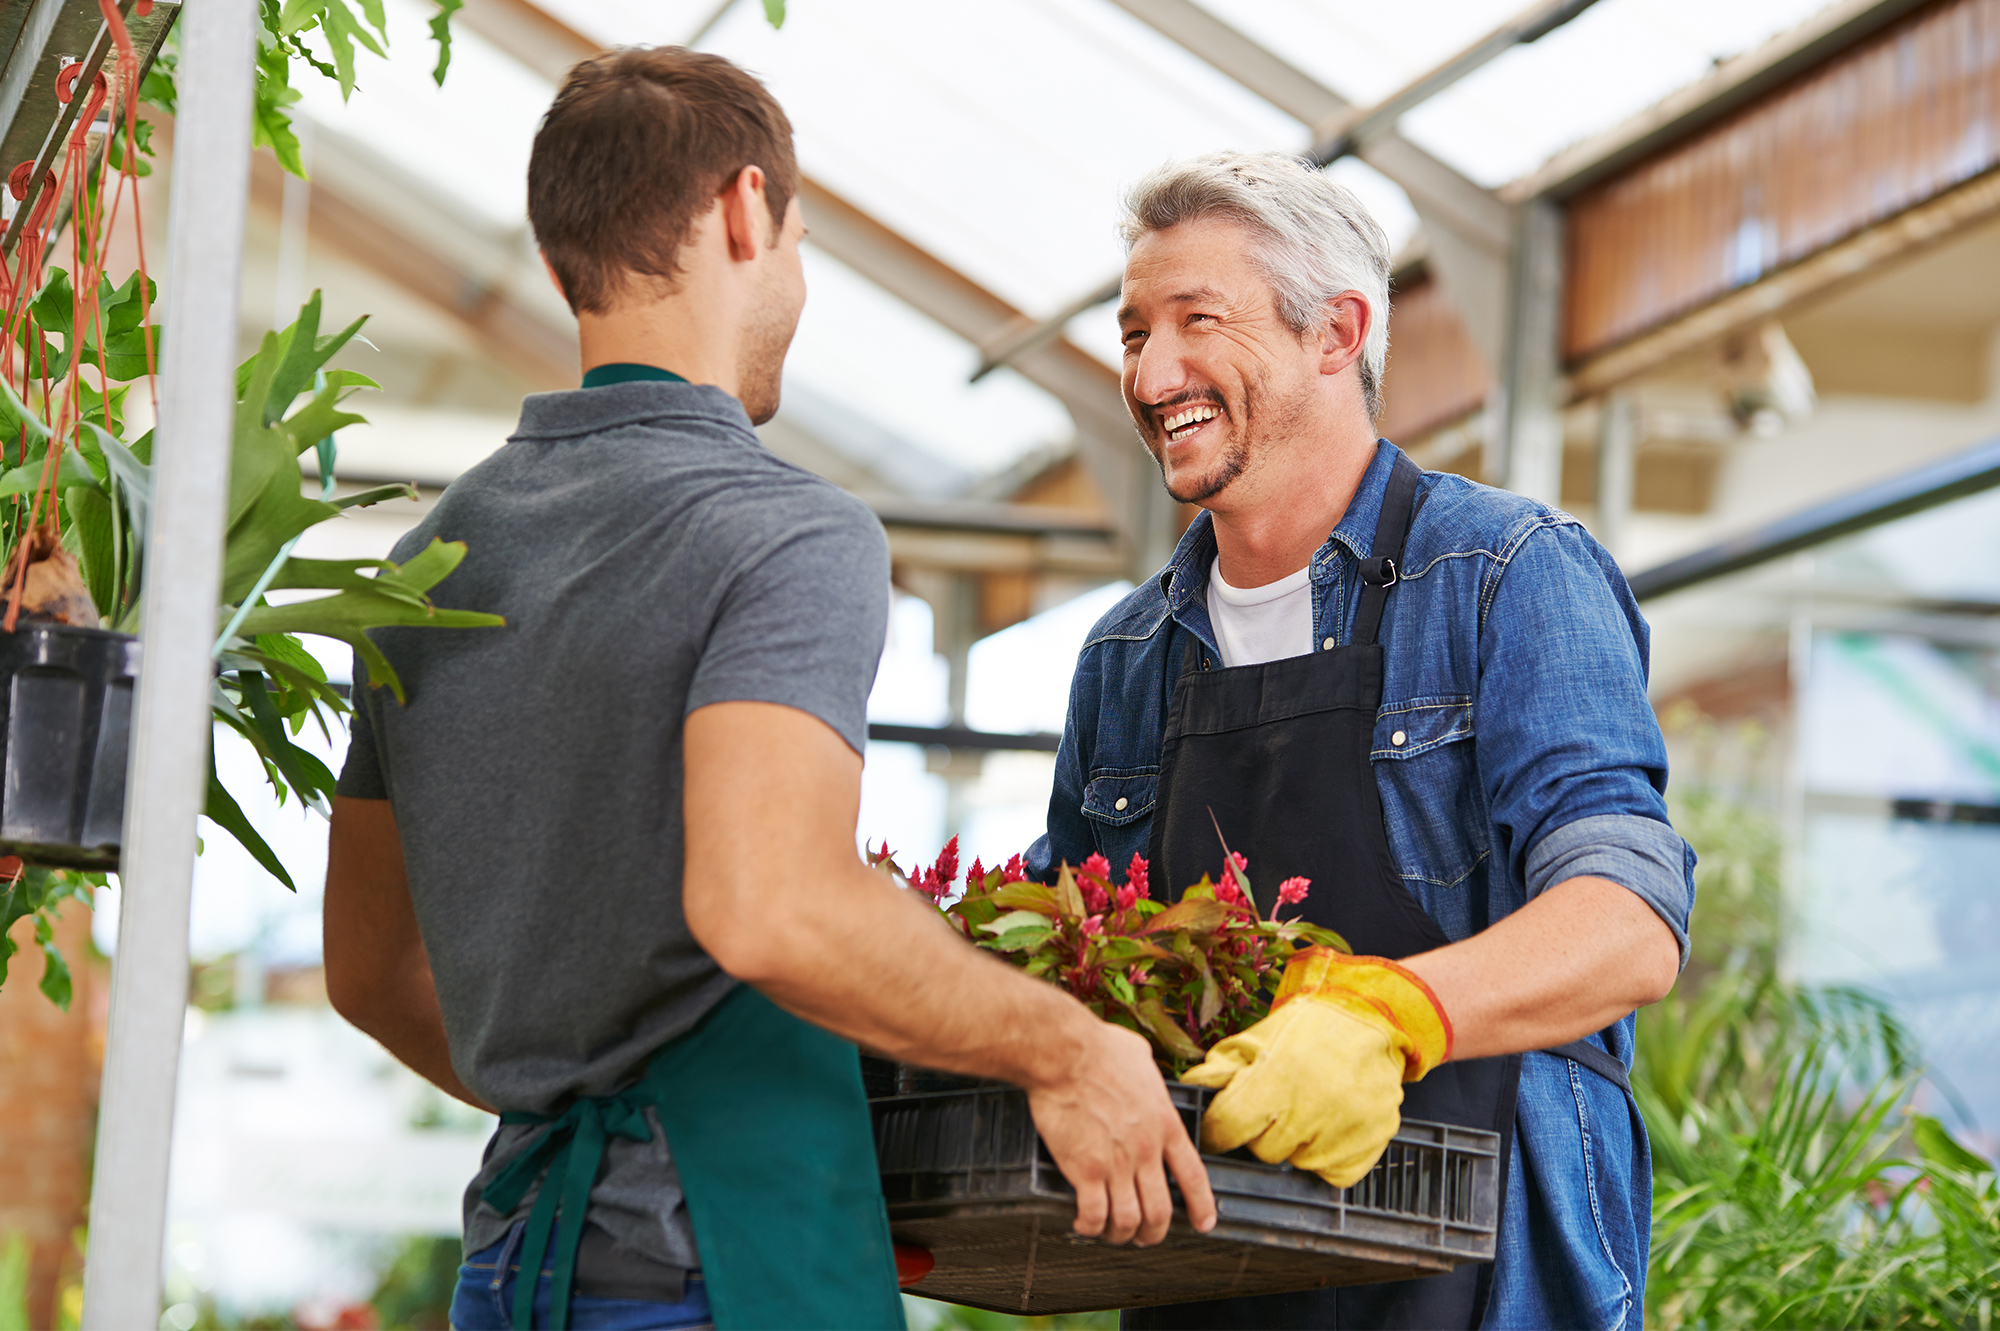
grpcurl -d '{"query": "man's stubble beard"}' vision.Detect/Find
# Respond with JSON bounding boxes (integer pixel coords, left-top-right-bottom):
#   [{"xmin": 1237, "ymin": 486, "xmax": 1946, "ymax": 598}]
[
  {"xmin": 737, "ymin": 278, "xmax": 800, "ymax": 426},
  {"xmin": 1149, "ymin": 371, "xmax": 1313, "ymax": 507}
]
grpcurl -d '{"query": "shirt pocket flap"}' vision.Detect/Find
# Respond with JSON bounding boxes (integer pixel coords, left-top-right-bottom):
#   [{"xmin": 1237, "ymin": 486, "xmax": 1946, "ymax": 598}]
[
  {"xmin": 1373, "ymin": 696, "xmax": 1473, "ymax": 760},
  {"xmin": 1082, "ymin": 768, "xmax": 1158, "ymax": 826}
]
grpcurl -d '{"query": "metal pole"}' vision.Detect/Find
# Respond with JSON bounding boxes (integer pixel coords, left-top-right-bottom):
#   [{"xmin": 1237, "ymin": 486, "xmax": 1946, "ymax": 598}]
[
  {"xmin": 81, "ymin": 0, "xmax": 257, "ymax": 1323},
  {"xmin": 1594, "ymin": 391, "xmax": 1636, "ymax": 562}
]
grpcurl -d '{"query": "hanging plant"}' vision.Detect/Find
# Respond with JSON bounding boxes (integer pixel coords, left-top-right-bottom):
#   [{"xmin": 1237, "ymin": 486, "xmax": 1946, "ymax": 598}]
[
  {"xmin": 872, "ymin": 839, "xmax": 1348, "ymax": 1074},
  {"xmin": 0, "ymin": 3, "xmax": 501, "ymax": 1006}
]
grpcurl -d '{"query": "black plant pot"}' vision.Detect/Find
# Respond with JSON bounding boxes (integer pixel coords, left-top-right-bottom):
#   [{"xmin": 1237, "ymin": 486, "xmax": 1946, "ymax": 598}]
[{"xmin": 0, "ymin": 622, "xmax": 140, "ymax": 870}]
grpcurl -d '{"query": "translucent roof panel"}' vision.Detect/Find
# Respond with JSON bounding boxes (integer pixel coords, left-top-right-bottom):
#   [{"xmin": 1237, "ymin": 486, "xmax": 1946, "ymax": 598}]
[
  {"xmin": 1198, "ymin": 0, "xmax": 1842, "ymax": 188},
  {"xmin": 540, "ymin": 0, "xmax": 1303, "ymax": 312}
]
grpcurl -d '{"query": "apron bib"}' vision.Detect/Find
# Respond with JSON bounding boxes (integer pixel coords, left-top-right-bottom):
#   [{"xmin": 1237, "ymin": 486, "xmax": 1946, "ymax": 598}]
[
  {"xmin": 1130, "ymin": 452, "xmax": 1626, "ymax": 1331},
  {"xmin": 481, "ymin": 984, "xmax": 904, "ymax": 1330}
]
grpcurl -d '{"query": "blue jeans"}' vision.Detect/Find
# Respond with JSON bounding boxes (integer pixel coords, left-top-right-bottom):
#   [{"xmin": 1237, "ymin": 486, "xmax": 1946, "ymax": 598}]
[{"xmin": 450, "ymin": 1224, "xmax": 713, "ymax": 1330}]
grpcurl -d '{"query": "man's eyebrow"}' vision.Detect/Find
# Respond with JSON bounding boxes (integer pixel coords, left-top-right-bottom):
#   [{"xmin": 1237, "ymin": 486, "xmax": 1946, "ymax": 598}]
[{"xmin": 1119, "ymin": 286, "xmax": 1228, "ymax": 325}]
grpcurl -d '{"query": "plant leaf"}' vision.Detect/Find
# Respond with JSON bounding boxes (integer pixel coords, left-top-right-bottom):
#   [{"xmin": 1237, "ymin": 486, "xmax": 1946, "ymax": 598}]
[
  {"xmin": 1140, "ymin": 897, "xmax": 1226, "ymax": 936},
  {"xmin": 205, "ymin": 762, "xmax": 297, "ymax": 890}
]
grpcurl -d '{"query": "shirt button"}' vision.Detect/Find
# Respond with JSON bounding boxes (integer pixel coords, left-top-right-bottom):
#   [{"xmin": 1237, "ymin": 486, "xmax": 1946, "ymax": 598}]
[
  {"xmin": 1391, "ymin": 730, "xmax": 1407, "ymax": 747},
  {"xmin": 1114, "ymin": 797, "xmax": 1129, "ymax": 811},
  {"xmin": 1322, "ymin": 637, "xmax": 1335, "ymax": 650}
]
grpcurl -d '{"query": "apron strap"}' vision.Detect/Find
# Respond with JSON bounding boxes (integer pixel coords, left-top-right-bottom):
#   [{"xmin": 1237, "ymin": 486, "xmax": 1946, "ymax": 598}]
[
  {"xmin": 1544, "ymin": 1033, "xmax": 1633, "ymax": 1094},
  {"xmin": 1351, "ymin": 451, "xmax": 1424, "ymax": 648}
]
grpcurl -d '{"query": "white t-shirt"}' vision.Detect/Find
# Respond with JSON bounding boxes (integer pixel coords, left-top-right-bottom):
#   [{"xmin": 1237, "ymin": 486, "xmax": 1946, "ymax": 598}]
[{"xmin": 1206, "ymin": 557, "xmax": 1315, "ymax": 668}]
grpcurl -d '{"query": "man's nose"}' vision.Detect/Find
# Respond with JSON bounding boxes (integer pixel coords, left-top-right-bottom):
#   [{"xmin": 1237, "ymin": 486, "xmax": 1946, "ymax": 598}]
[{"xmin": 1131, "ymin": 337, "xmax": 1189, "ymax": 410}]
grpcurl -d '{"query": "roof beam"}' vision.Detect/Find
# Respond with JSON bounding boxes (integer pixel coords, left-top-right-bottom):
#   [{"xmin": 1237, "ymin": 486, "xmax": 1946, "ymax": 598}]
[{"xmin": 1100, "ymin": 0, "xmax": 1512, "ymax": 252}]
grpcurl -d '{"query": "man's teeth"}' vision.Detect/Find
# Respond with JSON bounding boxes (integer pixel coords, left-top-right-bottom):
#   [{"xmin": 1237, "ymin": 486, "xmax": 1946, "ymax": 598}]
[{"xmin": 1163, "ymin": 405, "xmax": 1220, "ymax": 439}]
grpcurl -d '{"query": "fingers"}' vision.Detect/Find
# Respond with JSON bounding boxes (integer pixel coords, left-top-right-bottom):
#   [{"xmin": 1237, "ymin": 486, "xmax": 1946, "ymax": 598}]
[
  {"xmin": 1163, "ymin": 1118, "xmax": 1217, "ymax": 1234},
  {"xmin": 1071, "ymin": 1171, "xmax": 1109, "ymax": 1239},
  {"xmin": 1134, "ymin": 1148, "xmax": 1176, "ymax": 1245},
  {"xmin": 1101, "ymin": 1169, "xmax": 1144, "ymax": 1245}
]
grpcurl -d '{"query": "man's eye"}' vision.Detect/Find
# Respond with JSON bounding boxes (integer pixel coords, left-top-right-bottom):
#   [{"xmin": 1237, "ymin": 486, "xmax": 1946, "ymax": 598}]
[
  {"xmin": 1186, "ymin": 313, "xmax": 1213, "ymax": 326},
  {"xmin": 1121, "ymin": 329, "xmax": 1146, "ymax": 345}
]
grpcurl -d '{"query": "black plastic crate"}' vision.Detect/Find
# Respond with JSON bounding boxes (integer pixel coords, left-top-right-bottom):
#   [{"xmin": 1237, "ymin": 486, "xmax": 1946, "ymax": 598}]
[{"xmin": 869, "ymin": 1064, "xmax": 1499, "ymax": 1315}]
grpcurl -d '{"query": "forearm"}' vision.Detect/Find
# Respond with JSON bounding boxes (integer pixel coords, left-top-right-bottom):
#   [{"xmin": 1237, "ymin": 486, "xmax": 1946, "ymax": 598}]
[
  {"xmin": 701, "ymin": 861, "xmax": 1099, "ymax": 1091},
  {"xmin": 333, "ymin": 956, "xmax": 493, "ymax": 1112},
  {"xmin": 1400, "ymin": 875, "xmax": 1679, "ymax": 1061}
]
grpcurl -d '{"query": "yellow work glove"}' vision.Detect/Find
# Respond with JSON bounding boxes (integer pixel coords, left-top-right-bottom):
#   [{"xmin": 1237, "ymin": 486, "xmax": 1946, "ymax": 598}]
[{"xmin": 1181, "ymin": 948, "xmax": 1453, "ymax": 1188}]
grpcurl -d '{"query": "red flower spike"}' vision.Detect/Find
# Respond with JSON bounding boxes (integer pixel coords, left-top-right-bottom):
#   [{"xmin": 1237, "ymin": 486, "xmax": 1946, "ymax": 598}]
[
  {"xmin": 1277, "ymin": 876, "xmax": 1310, "ymax": 905},
  {"xmin": 1228, "ymin": 850, "xmax": 1249, "ymax": 876},
  {"xmin": 1126, "ymin": 852, "xmax": 1150, "ymax": 900},
  {"xmin": 1079, "ymin": 852, "xmax": 1112, "ymax": 885},
  {"xmin": 933, "ymin": 835, "xmax": 960, "ymax": 888},
  {"xmin": 1001, "ymin": 853, "xmax": 1027, "ymax": 883},
  {"xmin": 1215, "ymin": 877, "xmax": 1244, "ymax": 906},
  {"xmin": 1115, "ymin": 883, "xmax": 1137, "ymax": 912},
  {"xmin": 1079, "ymin": 878, "xmax": 1110, "ymax": 915},
  {"xmin": 1081, "ymin": 915, "xmax": 1104, "ymax": 936},
  {"xmin": 965, "ymin": 857, "xmax": 985, "ymax": 891}
]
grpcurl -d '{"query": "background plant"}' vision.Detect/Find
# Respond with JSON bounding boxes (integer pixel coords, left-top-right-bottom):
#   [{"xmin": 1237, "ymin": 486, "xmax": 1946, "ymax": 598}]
[
  {"xmin": 877, "ymin": 839, "xmax": 1345, "ymax": 1074},
  {"xmin": 1641, "ymin": 717, "xmax": 1999, "ymax": 1328}
]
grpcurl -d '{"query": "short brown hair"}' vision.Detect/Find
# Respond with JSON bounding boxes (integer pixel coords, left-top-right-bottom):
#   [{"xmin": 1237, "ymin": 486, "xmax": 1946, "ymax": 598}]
[{"xmin": 528, "ymin": 47, "xmax": 797, "ymax": 315}]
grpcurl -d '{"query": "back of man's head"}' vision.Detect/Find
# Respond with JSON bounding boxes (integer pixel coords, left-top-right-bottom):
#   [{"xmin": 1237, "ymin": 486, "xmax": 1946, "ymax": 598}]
[{"xmin": 529, "ymin": 47, "xmax": 796, "ymax": 316}]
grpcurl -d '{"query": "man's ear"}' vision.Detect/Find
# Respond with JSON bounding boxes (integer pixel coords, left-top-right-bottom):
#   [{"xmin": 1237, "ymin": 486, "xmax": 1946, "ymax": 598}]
[
  {"xmin": 1319, "ymin": 292, "xmax": 1371, "ymax": 379},
  {"xmin": 719, "ymin": 164, "xmax": 772, "ymax": 263}
]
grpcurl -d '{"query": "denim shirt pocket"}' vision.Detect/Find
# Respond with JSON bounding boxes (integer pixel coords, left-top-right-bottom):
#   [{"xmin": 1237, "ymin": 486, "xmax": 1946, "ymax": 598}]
[
  {"xmin": 1080, "ymin": 766, "xmax": 1159, "ymax": 868},
  {"xmin": 1372, "ymin": 696, "xmax": 1487, "ymax": 892}
]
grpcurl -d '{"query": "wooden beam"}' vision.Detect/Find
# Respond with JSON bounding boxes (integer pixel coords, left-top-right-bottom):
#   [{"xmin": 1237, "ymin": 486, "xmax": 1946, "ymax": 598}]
[{"xmin": 1565, "ymin": 166, "xmax": 2000, "ymax": 400}]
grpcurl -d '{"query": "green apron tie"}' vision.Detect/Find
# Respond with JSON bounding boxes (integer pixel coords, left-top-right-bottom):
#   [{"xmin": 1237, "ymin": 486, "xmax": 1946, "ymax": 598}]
[
  {"xmin": 478, "ymin": 985, "xmax": 902, "ymax": 1330},
  {"xmin": 483, "ymin": 1093, "xmax": 654, "ymax": 1330}
]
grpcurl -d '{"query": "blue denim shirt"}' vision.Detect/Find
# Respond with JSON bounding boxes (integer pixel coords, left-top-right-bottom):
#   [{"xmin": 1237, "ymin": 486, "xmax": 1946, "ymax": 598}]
[{"xmin": 1029, "ymin": 440, "xmax": 1693, "ymax": 1330}]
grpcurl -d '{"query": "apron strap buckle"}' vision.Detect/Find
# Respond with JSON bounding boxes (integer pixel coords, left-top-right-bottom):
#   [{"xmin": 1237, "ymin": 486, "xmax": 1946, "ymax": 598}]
[{"xmin": 1359, "ymin": 556, "xmax": 1399, "ymax": 588}]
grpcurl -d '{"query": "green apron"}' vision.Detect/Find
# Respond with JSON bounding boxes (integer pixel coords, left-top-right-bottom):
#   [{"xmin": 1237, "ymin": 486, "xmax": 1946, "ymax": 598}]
[{"xmin": 480, "ymin": 985, "xmax": 904, "ymax": 1329}]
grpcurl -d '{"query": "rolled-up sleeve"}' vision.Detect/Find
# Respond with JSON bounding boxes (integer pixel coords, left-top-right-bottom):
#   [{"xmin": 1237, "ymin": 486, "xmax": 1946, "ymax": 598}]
[
  {"xmin": 1526, "ymin": 813, "xmax": 1694, "ymax": 967},
  {"xmin": 1475, "ymin": 519, "xmax": 1696, "ymax": 966}
]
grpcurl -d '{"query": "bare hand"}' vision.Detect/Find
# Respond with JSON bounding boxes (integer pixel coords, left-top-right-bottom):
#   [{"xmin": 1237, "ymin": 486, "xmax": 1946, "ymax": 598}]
[{"xmin": 1026, "ymin": 1022, "xmax": 1217, "ymax": 1246}]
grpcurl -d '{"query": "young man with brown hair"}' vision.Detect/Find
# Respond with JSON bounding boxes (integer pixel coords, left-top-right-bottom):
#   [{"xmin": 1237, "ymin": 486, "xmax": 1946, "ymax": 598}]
[{"xmin": 322, "ymin": 48, "xmax": 1214, "ymax": 1330}]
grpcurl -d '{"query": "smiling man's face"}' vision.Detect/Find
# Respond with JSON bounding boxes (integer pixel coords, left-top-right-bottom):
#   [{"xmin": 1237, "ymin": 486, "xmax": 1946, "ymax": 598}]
[{"xmin": 1118, "ymin": 217, "xmax": 1322, "ymax": 507}]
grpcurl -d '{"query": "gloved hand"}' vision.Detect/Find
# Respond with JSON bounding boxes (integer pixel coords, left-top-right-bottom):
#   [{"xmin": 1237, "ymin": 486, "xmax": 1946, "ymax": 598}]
[{"xmin": 1181, "ymin": 948, "xmax": 1453, "ymax": 1188}]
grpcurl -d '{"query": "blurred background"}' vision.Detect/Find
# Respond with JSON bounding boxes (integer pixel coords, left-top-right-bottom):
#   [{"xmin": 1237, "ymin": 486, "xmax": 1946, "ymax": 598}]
[{"xmin": 6, "ymin": 0, "xmax": 2000, "ymax": 1324}]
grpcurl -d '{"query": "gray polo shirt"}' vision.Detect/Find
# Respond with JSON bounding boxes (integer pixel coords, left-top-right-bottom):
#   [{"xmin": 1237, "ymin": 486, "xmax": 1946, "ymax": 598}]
[{"xmin": 336, "ymin": 379, "xmax": 890, "ymax": 1271}]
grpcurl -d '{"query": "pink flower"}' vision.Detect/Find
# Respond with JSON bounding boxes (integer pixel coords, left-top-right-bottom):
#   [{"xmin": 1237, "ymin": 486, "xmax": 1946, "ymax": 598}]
[
  {"xmin": 1079, "ymin": 852, "xmax": 1112, "ymax": 886},
  {"xmin": 966, "ymin": 857, "xmax": 985, "ymax": 890},
  {"xmin": 1228, "ymin": 851, "xmax": 1249, "ymax": 876},
  {"xmin": 932, "ymin": 836, "xmax": 960, "ymax": 888},
  {"xmin": 1115, "ymin": 883, "xmax": 1138, "ymax": 912},
  {"xmin": 916, "ymin": 867, "xmax": 949, "ymax": 900},
  {"xmin": 1001, "ymin": 854, "xmax": 1028, "ymax": 883},
  {"xmin": 1215, "ymin": 877, "xmax": 1244, "ymax": 906},
  {"xmin": 1081, "ymin": 915, "xmax": 1104, "ymax": 936},
  {"xmin": 1125, "ymin": 853, "xmax": 1150, "ymax": 900},
  {"xmin": 1079, "ymin": 878, "xmax": 1110, "ymax": 915},
  {"xmin": 1277, "ymin": 876, "xmax": 1310, "ymax": 906}
]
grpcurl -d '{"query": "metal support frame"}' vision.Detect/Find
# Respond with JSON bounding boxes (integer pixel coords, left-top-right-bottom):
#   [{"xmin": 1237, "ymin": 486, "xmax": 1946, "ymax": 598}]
[
  {"xmin": 81, "ymin": 0, "xmax": 258, "ymax": 1322},
  {"xmin": 1594, "ymin": 391, "xmax": 1635, "ymax": 560},
  {"xmin": 1494, "ymin": 199, "xmax": 1564, "ymax": 500}
]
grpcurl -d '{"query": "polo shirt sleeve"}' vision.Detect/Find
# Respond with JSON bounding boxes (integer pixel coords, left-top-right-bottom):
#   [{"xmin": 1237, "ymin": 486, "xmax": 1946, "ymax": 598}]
[
  {"xmin": 684, "ymin": 493, "xmax": 891, "ymax": 757},
  {"xmin": 1475, "ymin": 520, "xmax": 1695, "ymax": 966},
  {"xmin": 335, "ymin": 658, "xmax": 389, "ymax": 800}
]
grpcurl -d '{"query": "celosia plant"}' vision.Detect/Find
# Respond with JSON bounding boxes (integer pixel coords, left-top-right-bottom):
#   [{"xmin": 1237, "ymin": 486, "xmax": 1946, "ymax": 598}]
[{"xmin": 872, "ymin": 837, "xmax": 1348, "ymax": 1073}]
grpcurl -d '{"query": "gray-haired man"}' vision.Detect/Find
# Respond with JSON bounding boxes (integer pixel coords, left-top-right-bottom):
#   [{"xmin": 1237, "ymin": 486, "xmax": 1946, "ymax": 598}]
[{"xmin": 1030, "ymin": 152, "xmax": 1693, "ymax": 1328}]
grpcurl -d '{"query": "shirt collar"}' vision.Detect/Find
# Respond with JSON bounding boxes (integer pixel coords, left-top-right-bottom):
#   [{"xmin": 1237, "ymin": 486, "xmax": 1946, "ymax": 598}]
[
  {"xmin": 580, "ymin": 362, "xmax": 688, "ymax": 388},
  {"xmin": 1157, "ymin": 438, "xmax": 1402, "ymax": 604}
]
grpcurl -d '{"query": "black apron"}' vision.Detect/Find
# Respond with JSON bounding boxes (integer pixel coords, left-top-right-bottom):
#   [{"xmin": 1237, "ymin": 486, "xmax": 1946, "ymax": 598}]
[{"xmin": 1127, "ymin": 452, "xmax": 1629, "ymax": 1331}]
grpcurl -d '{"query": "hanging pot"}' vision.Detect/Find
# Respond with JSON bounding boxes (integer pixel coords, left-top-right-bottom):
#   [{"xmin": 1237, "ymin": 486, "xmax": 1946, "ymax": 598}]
[{"xmin": 0, "ymin": 622, "xmax": 140, "ymax": 870}]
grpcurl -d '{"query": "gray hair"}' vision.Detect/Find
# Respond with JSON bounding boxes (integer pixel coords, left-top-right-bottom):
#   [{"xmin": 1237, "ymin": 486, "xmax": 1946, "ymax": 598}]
[{"xmin": 1119, "ymin": 151, "xmax": 1393, "ymax": 419}]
